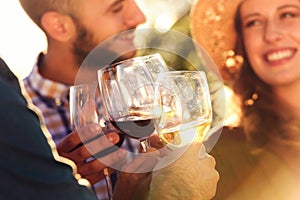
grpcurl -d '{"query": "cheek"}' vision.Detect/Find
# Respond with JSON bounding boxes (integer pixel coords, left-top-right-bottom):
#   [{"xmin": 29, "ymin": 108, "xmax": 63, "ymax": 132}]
[
  {"xmin": 289, "ymin": 32, "xmax": 300, "ymax": 48},
  {"xmin": 243, "ymin": 34, "xmax": 263, "ymax": 67},
  {"xmin": 87, "ymin": 18, "xmax": 124, "ymax": 43},
  {"xmin": 246, "ymin": 54, "xmax": 269, "ymax": 84},
  {"xmin": 89, "ymin": 26, "xmax": 117, "ymax": 45},
  {"xmin": 243, "ymin": 39, "xmax": 268, "ymax": 82}
]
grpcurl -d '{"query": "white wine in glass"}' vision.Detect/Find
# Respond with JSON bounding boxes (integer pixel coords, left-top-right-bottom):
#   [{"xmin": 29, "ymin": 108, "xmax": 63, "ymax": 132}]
[
  {"xmin": 140, "ymin": 53, "xmax": 169, "ymax": 79},
  {"xmin": 154, "ymin": 71, "xmax": 212, "ymax": 149}
]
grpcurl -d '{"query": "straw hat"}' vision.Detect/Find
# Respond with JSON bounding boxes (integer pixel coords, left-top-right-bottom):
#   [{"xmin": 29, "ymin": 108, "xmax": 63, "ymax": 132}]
[{"xmin": 190, "ymin": 0, "xmax": 244, "ymax": 82}]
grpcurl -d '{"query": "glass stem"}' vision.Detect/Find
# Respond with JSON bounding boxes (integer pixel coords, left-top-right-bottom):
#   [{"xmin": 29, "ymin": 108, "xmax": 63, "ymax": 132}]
[
  {"xmin": 103, "ymin": 168, "xmax": 113, "ymax": 200},
  {"xmin": 140, "ymin": 139, "xmax": 151, "ymax": 152}
]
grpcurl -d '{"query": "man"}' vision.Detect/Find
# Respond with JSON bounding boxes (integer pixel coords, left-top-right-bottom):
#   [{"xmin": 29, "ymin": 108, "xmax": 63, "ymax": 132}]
[
  {"xmin": 20, "ymin": 0, "xmax": 145, "ymax": 143},
  {"xmin": 19, "ymin": 0, "xmax": 146, "ymax": 198}
]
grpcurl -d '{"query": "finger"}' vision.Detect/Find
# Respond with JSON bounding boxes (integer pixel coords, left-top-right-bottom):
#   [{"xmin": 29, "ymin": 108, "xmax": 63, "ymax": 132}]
[
  {"xmin": 60, "ymin": 144, "xmax": 93, "ymax": 163},
  {"xmin": 77, "ymin": 159, "xmax": 107, "ymax": 176},
  {"xmin": 78, "ymin": 150, "xmax": 126, "ymax": 176},
  {"xmin": 189, "ymin": 146, "xmax": 217, "ymax": 170},
  {"xmin": 64, "ymin": 132, "xmax": 121, "ymax": 163},
  {"xmin": 204, "ymin": 154, "xmax": 217, "ymax": 169},
  {"xmin": 82, "ymin": 171, "xmax": 105, "ymax": 185},
  {"xmin": 78, "ymin": 124, "xmax": 107, "ymax": 143},
  {"xmin": 99, "ymin": 148, "xmax": 127, "ymax": 169},
  {"xmin": 122, "ymin": 151, "xmax": 160, "ymax": 173},
  {"xmin": 57, "ymin": 132, "xmax": 81, "ymax": 154},
  {"xmin": 202, "ymin": 167, "xmax": 220, "ymax": 199},
  {"xmin": 199, "ymin": 144, "xmax": 208, "ymax": 159},
  {"xmin": 149, "ymin": 135, "xmax": 165, "ymax": 149},
  {"xmin": 80, "ymin": 167, "xmax": 119, "ymax": 185},
  {"xmin": 57, "ymin": 124, "xmax": 102, "ymax": 153},
  {"xmin": 84, "ymin": 132, "xmax": 120, "ymax": 156}
]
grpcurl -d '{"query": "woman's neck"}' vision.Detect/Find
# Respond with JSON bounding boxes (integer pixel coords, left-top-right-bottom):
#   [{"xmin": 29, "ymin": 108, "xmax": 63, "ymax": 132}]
[
  {"xmin": 268, "ymin": 142, "xmax": 300, "ymax": 176},
  {"xmin": 273, "ymin": 81, "xmax": 300, "ymax": 110}
]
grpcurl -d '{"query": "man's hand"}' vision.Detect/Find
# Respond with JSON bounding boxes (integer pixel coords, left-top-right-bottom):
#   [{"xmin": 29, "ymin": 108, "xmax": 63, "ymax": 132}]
[{"xmin": 57, "ymin": 123, "xmax": 127, "ymax": 184}]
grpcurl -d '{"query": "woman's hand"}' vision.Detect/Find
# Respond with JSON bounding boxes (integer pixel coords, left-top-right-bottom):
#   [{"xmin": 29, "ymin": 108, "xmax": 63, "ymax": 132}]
[{"xmin": 149, "ymin": 143, "xmax": 219, "ymax": 200}]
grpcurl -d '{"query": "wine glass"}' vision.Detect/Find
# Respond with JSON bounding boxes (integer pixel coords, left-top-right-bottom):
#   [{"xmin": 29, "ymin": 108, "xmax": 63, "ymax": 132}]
[
  {"xmin": 97, "ymin": 57, "xmax": 158, "ymax": 153},
  {"xmin": 69, "ymin": 83, "xmax": 101, "ymax": 130},
  {"xmin": 69, "ymin": 82, "xmax": 114, "ymax": 200},
  {"xmin": 140, "ymin": 53, "xmax": 169, "ymax": 79},
  {"xmin": 154, "ymin": 70, "xmax": 212, "ymax": 149}
]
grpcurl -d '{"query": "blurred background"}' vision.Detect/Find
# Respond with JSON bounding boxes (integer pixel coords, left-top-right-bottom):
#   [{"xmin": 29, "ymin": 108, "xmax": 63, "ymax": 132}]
[
  {"xmin": 0, "ymin": 0, "xmax": 194, "ymax": 79},
  {"xmin": 0, "ymin": 0, "xmax": 237, "ymax": 125}
]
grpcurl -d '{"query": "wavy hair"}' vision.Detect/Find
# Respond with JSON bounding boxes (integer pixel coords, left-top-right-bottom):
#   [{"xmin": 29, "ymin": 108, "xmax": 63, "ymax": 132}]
[{"xmin": 231, "ymin": 3, "xmax": 300, "ymax": 147}]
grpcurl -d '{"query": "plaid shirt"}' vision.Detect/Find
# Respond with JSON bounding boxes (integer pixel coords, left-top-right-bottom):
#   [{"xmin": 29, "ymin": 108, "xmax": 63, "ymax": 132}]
[
  {"xmin": 23, "ymin": 54, "xmax": 138, "ymax": 200},
  {"xmin": 23, "ymin": 55, "xmax": 111, "ymax": 200},
  {"xmin": 23, "ymin": 61, "xmax": 71, "ymax": 145}
]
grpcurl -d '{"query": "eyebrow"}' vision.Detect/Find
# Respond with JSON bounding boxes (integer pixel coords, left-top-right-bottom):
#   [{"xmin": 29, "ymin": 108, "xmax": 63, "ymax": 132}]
[
  {"xmin": 278, "ymin": 4, "xmax": 300, "ymax": 10},
  {"xmin": 242, "ymin": 4, "xmax": 300, "ymax": 20}
]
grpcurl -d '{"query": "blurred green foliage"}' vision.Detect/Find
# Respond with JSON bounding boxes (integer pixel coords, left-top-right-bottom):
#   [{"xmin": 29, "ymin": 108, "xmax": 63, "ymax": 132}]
[
  {"xmin": 138, "ymin": 12, "xmax": 226, "ymax": 129},
  {"xmin": 137, "ymin": 13, "xmax": 202, "ymax": 71}
]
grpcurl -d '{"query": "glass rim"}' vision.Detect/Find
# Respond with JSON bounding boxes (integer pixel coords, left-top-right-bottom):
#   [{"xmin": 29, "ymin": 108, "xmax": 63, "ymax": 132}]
[
  {"xmin": 156, "ymin": 70, "xmax": 206, "ymax": 77},
  {"xmin": 70, "ymin": 82, "xmax": 98, "ymax": 89},
  {"xmin": 97, "ymin": 53, "xmax": 166, "ymax": 74}
]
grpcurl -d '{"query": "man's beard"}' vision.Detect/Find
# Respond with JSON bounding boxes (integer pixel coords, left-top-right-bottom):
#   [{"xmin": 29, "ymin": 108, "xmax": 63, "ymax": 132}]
[
  {"xmin": 72, "ymin": 21, "xmax": 137, "ymax": 68},
  {"xmin": 72, "ymin": 21, "xmax": 96, "ymax": 66}
]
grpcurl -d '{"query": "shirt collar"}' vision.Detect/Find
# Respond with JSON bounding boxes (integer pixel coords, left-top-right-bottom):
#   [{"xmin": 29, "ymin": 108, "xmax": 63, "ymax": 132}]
[{"xmin": 28, "ymin": 53, "xmax": 70, "ymax": 100}]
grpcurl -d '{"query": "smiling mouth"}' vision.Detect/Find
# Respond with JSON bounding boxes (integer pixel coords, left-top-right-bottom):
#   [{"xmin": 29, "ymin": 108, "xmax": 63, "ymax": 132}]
[{"xmin": 265, "ymin": 49, "xmax": 296, "ymax": 62}]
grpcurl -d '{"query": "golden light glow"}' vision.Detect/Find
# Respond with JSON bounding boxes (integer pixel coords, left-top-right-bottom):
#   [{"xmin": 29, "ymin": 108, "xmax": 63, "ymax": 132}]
[{"xmin": 0, "ymin": 0, "xmax": 46, "ymax": 79}]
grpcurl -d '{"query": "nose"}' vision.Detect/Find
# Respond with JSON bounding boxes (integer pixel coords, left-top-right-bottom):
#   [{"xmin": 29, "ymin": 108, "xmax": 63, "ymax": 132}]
[
  {"xmin": 123, "ymin": 0, "xmax": 146, "ymax": 28},
  {"xmin": 264, "ymin": 21, "xmax": 283, "ymax": 43}
]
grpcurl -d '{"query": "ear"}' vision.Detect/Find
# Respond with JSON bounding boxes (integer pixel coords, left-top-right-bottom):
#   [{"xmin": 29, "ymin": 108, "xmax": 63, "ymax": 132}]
[{"xmin": 41, "ymin": 11, "xmax": 76, "ymax": 42}]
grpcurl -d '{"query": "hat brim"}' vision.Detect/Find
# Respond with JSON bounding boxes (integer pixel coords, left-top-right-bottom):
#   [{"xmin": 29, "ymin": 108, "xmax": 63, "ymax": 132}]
[{"xmin": 190, "ymin": 0, "xmax": 242, "ymax": 80}]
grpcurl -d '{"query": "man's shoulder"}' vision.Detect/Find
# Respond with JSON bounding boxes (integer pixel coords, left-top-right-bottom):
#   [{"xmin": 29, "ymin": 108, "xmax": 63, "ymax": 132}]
[{"xmin": 0, "ymin": 58, "xmax": 20, "ymax": 91}]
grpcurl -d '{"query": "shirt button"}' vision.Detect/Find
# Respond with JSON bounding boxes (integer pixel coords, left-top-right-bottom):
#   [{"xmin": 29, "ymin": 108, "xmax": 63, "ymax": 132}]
[{"xmin": 54, "ymin": 98, "xmax": 62, "ymax": 106}]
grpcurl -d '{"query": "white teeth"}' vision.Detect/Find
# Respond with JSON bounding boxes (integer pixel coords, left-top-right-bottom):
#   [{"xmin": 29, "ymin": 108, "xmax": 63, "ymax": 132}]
[{"xmin": 267, "ymin": 50, "xmax": 293, "ymax": 61}]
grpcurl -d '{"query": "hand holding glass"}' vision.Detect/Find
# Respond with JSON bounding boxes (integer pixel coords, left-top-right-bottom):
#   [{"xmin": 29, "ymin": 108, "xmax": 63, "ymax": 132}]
[{"xmin": 69, "ymin": 83, "xmax": 114, "ymax": 200}]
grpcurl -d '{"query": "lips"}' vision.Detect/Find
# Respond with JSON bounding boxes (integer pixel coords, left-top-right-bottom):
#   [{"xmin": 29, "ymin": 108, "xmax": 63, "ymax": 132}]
[{"xmin": 265, "ymin": 48, "xmax": 297, "ymax": 62}]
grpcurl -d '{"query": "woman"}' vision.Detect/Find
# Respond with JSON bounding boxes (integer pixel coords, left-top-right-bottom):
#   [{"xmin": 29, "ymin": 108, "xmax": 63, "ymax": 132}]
[{"xmin": 191, "ymin": 0, "xmax": 300, "ymax": 199}]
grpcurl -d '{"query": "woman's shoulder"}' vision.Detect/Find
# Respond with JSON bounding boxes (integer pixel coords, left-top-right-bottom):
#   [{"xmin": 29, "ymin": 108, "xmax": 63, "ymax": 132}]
[
  {"xmin": 210, "ymin": 126, "xmax": 257, "ymax": 199},
  {"xmin": 211, "ymin": 126, "xmax": 255, "ymax": 179},
  {"xmin": 211, "ymin": 125, "xmax": 250, "ymax": 155},
  {"xmin": 212, "ymin": 126, "xmax": 248, "ymax": 150},
  {"xmin": 211, "ymin": 126, "xmax": 299, "ymax": 199},
  {"xmin": 220, "ymin": 126, "xmax": 246, "ymax": 139}
]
